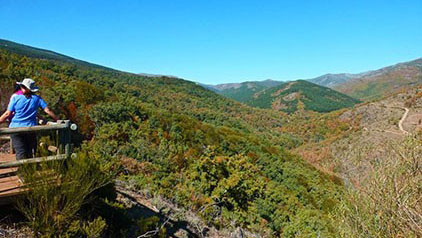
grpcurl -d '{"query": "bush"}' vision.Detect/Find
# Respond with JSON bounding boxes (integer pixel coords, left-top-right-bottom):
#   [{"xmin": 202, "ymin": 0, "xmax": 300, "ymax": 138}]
[{"xmin": 16, "ymin": 152, "xmax": 112, "ymax": 238}]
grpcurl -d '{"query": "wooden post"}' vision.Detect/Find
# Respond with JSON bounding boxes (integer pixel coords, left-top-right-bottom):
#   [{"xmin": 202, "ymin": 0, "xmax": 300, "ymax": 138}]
[
  {"xmin": 56, "ymin": 128, "xmax": 60, "ymax": 156},
  {"xmin": 10, "ymin": 138, "xmax": 13, "ymax": 155},
  {"xmin": 57, "ymin": 120, "xmax": 65, "ymax": 155},
  {"xmin": 64, "ymin": 120, "xmax": 71, "ymax": 159}
]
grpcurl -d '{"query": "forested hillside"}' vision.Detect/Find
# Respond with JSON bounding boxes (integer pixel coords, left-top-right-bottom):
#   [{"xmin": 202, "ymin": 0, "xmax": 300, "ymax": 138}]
[
  {"xmin": 0, "ymin": 44, "xmax": 343, "ymax": 237},
  {"xmin": 217, "ymin": 83, "xmax": 267, "ymax": 102},
  {"xmin": 334, "ymin": 58, "xmax": 422, "ymax": 101},
  {"xmin": 246, "ymin": 80, "xmax": 360, "ymax": 113},
  {"xmin": 204, "ymin": 80, "xmax": 283, "ymax": 103},
  {"xmin": 0, "ymin": 39, "xmax": 111, "ymax": 70},
  {"xmin": 305, "ymin": 57, "xmax": 422, "ymax": 101},
  {"xmin": 307, "ymin": 73, "xmax": 362, "ymax": 88}
]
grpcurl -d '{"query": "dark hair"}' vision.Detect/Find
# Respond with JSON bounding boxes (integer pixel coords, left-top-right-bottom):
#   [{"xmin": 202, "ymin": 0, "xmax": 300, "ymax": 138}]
[
  {"xmin": 18, "ymin": 84, "xmax": 34, "ymax": 95},
  {"xmin": 14, "ymin": 83, "xmax": 21, "ymax": 93}
]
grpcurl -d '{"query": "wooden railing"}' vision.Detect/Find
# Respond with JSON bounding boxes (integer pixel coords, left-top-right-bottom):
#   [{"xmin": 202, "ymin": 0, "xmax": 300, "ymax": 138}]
[{"xmin": 0, "ymin": 120, "xmax": 77, "ymax": 168}]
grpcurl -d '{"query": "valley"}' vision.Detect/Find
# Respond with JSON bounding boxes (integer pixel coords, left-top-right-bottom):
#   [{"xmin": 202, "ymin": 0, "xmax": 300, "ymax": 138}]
[{"xmin": 0, "ymin": 39, "xmax": 420, "ymax": 238}]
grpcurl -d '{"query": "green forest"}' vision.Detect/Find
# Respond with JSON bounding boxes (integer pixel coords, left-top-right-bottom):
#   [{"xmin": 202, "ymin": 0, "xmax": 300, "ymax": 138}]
[
  {"xmin": 246, "ymin": 80, "xmax": 360, "ymax": 113},
  {"xmin": 219, "ymin": 83, "xmax": 267, "ymax": 102},
  {"xmin": 0, "ymin": 48, "xmax": 344, "ymax": 237}
]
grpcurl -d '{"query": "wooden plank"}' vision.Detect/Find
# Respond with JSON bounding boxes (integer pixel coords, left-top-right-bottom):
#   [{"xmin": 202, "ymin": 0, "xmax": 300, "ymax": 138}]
[
  {"xmin": 0, "ymin": 173, "xmax": 23, "ymax": 199},
  {"xmin": 0, "ymin": 176, "xmax": 20, "ymax": 184},
  {"xmin": 0, "ymin": 186, "xmax": 24, "ymax": 197},
  {"xmin": 0, "ymin": 153, "xmax": 16, "ymax": 163},
  {"xmin": 0, "ymin": 179, "xmax": 22, "ymax": 193},
  {"xmin": 0, "ymin": 167, "xmax": 18, "ymax": 176},
  {"xmin": 0, "ymin": 154, "xmax": 17, "ymax": 180}
]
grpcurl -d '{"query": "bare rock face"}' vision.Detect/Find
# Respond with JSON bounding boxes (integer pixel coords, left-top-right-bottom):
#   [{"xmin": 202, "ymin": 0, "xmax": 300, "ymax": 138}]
[{"xmin": 283, "ymin": 92, "xmax": 299, "ymax": 102}]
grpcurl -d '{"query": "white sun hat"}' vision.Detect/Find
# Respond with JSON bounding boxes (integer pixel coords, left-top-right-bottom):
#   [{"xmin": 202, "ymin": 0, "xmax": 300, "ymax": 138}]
[{"xmin": 16, "ymin": 78, "xmax": 39, "ymax": 92}]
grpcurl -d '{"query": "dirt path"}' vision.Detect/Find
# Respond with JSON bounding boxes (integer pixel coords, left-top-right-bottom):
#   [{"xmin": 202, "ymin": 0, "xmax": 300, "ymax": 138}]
[{"xmin": 398, "ymin": 107, "xmax": 410, "ymax": 135}]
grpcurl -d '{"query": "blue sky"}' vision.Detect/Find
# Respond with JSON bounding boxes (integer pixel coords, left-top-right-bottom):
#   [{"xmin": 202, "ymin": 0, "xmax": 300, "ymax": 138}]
[{"xmin": 1, "ymin": 0, "xmax": 421, "ymax": 84}]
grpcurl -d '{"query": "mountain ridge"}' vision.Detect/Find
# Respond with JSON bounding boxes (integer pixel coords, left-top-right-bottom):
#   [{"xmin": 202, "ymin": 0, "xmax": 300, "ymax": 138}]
[
  {"xmin": 247, "ymin": 80, "xmax": 360, "ymax": 113},
  {"xmin": 202, "ymin": 57, "xmax": 422, "ymax": 103},
  {"xmin": 333, "ymin": 57, "xmax": 422, "ymax": 100},
  {"xmin": 0, "ymin": 39, "xmax": 116, "ymax": 71}
]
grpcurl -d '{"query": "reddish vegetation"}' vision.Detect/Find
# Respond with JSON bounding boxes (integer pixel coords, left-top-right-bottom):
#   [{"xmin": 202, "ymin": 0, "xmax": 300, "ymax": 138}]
[
  {"xmin": 335, "ymin": 63, "xmax": 422, "ymax": 100},
  {"xmin": 120, "ymin": 157, "xmax": 155, "ymax": 175}
]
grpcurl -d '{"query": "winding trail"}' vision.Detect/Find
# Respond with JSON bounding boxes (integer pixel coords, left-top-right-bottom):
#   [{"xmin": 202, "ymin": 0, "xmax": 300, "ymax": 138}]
[{"xmin": 397, "ymin": 107, "xmax": 410, "ymax": 135}]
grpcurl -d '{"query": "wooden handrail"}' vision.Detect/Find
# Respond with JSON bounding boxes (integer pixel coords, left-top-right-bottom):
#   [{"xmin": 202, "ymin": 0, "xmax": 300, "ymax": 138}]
[
  {"xmin": 0, "ymin": 120, "xmax": 77, "ymax": 160},
  {"xmin": 0, "ymin": 135, "xmax": 11, "ymax": 140},
  {"xmin": 0, "ymin": 154, "xmax": 75, "ymax": 168},
  {"xmin": 0, "ymin": 124, "xmax": 68, "ymax": 135}
]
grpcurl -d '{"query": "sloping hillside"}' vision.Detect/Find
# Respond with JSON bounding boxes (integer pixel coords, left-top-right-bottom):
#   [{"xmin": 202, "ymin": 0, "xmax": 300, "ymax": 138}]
[
  {"xmin": 308, "ymin": 73, "xmax": 364, "ymax": 88},
  {"xmin": 306, "ymin": 58, "xmax": 422, "ymax": 101},
  {"xmin": 281, "ymin": 85, "xmax": 422, "ymax": 237},
  {"xmin": 218, "ymin": 82, "xmax": 267, "ymax": 102},
  {"xmin": 0, "ymin": 39, "xmax": 112, "ymax": 70},
  {"xmin": 0, "ymin": 40, "xmax": 342, "ymax": 237},
  {"xmin": 205, "ymin": 79, "xmax": 284, "ymax": 102},
  {"xmin": 247, "ymin": 80, "xmax": 360, "ymax": 113},
  {"xmin": 334, "ymin": 58, "xmax": 422, "ymax": 100}
]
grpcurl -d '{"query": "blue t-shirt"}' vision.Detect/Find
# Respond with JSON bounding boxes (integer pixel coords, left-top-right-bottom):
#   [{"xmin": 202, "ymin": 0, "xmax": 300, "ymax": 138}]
[{"xmin": 7, "ymin": 94, "xmax": 47, "ymax": 128}]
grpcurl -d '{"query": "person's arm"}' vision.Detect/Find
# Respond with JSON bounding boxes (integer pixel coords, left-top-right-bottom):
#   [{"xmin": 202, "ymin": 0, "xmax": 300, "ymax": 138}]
[
  {"xmin": 0, "ymin": 110, "xmax": 11, "ymax": 123},
  {"xmin": 38, "ymin": 97, "xmax": 58, "ymax": 121},
  {"xmin": 44, "ymin": 107, "xmax": 58, "ymax": 121},
  {"xmin": 1, "ymin": 96, "xmax": 16, "ymax": 124}
]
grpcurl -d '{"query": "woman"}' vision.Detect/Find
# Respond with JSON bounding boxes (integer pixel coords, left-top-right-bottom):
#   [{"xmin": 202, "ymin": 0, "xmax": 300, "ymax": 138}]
[{"xmin": 0, "ymin": 78, "xmax": 58, "ymax": 159}]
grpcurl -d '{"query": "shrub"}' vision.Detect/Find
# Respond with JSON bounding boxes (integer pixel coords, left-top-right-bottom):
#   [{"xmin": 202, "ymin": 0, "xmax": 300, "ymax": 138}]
[{"xmin": 16, "ymin": 152, "xmax": 112, "ymax": 238}]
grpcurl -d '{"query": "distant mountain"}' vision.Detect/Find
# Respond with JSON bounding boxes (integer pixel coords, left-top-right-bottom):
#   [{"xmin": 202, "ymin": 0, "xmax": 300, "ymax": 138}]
[
  {"xmin": 0, "ymin": 39, "xmax": 113, "ymax": 71},
  {"xmin": 202, "ymin": 79, "xmax": 359, "ymax": 113},
  {"xmin": 308, "ymin": 73, "xmax": 364, "ymax": 88},
  {"xmin": 306, "ymin": 58, "xmax": 422, "ymax": 101},
  {"xmin": 247, "ymin": 80, "xmax": 360, "ymax": 113},
  {"xmin": 208, "ymin": 79, "xmax": 282, "ymax": 91},
  {"xmin": 253, "ymin": 79, "xmax": 284, "ymax": 88},
  {"xmin": 196, "ymin": 83, "xmax": 221, "ymax": 93},
  {"xmin": 137, "ymin": 73, "xmax": 180, "ymax": 79},
  {"xmin": 218, "ymin": 82, "xmax": 267, "ymax": 102},
  {"xmin": 333, "ymin": 58, "xmax": 422, "ymax": 100},
  {"xmin": 202, "ymin": 58, "xmax": 422, "ymax": 104},
  {"xmin": 205, "ymin": 79, "xmax": 284, "ymax": 102}
]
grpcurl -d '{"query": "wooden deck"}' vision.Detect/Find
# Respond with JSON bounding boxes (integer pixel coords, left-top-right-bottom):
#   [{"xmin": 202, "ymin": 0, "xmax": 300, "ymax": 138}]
[
  {"xmin": 0, "ymin": 153, "xmax": 24, "ymax": 200},
  {"xmin": 0, "ymin": 121, "xmax": 77, "ymax": 204}
]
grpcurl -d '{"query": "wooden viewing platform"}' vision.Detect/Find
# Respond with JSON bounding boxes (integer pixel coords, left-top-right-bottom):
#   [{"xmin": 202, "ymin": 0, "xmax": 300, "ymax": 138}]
[
  {"xmin": 0, "ymin": 153, "xmax": 23, "ymax": 199},
  {"xmin": 0, "ymin": 120, "xmax": 77, "ymax": 203}
]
